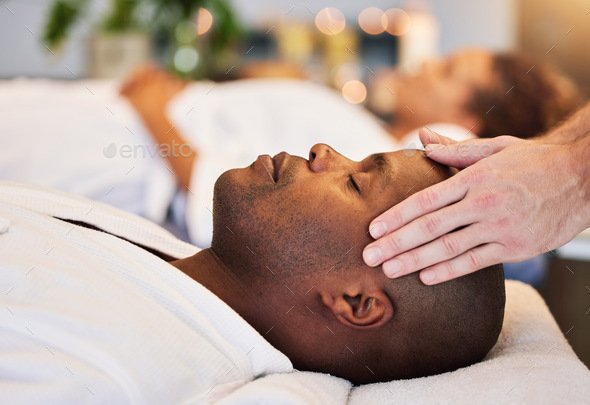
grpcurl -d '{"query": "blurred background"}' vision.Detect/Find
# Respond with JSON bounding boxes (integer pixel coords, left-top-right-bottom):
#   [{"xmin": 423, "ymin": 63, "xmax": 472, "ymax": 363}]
[
  {"xmin": 1, "ymin": 0, "xmax": 589, "ymax": 368},
  {"xmin": 1, "ymin": 0, "xmax": 589, "ymax": 96}
]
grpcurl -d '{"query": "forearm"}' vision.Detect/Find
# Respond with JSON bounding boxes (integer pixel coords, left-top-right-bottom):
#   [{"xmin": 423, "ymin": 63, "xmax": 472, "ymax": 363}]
[
  {"xmin": 544, "ymin": 101, "xmax": 590, "ymax": 224},
  {"xmin": 569, "ymin": 133, "xmax": 590, "ymax": 226},
  {"xmin": 542, "ymin": 101, "xmax": 590, "ymax": 144},
  {"xmin": 141, "ymin": 110, "xmax": 197, "ymax": 190}
]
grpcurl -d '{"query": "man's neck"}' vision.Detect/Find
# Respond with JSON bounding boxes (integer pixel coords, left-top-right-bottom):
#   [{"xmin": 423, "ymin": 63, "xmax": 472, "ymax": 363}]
[{"xmin": 170, "ymin": 249, "xmax": 256, "ymax": 315}]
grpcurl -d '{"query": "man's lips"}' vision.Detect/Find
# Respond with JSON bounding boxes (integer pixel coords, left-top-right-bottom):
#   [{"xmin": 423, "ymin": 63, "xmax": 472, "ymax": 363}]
[
  {"xmin": 255, "ymin": 152, "xmax": 291, "ymax": 182},
  {"xmin": 273, "ymin": 152, "xmax": 290, "ymax": 181}
]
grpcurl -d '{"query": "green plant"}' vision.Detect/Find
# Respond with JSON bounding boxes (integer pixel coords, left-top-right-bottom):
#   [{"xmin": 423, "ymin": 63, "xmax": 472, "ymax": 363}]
[
  {"xmin": 42, "ymin": 0, "xmax": 246, "ymax": 78},
  {"xmin": 43, "ymin": 0, "xmax": 89, "ymax": 48},
  {"xmin": 102, "ymin": 0, "xmax": 140, "ymax": 32}
]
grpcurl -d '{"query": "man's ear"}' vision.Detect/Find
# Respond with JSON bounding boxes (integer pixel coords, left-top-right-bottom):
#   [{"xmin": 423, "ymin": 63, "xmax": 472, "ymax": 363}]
[{"xmin": 320, "ymin": 289, "xmax": 394, "ymax": 330}]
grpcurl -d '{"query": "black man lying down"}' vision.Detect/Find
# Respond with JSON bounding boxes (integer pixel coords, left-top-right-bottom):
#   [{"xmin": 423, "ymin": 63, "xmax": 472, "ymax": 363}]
[{"xmin": 0, "ymin": 144, "xmax": 504, "ymax": 403}]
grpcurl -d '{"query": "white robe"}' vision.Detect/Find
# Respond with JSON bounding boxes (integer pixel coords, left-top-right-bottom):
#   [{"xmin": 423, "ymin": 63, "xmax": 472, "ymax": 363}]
[{"xmin": 0, "ymin": 181, "xmax": 292, "ymax": 404}]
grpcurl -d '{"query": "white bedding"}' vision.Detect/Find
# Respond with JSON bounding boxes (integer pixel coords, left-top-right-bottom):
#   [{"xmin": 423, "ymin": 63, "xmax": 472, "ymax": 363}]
[{"xmin": 1, "ymin": 180, "xmax": 588, "ymax": 404}]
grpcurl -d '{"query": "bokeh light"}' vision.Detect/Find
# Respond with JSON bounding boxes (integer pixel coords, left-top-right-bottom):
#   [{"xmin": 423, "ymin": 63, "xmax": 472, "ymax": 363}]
[
  {"xmin": 384, "ymin": 8, "xmax": 411, "ymax": 36},
  {"xmin": 315, "ymin": 8, "xmax": 346, "ymax": 36},
  {"xmin": 358, "ymin": 7, "xmax": 386, "ymax": 35},
  {"xmin": 333, "ymin": 64, "xmax": 360, "ymax": 89},
  {"xmin": 174, "ymin": 46, "xmax": 199, "ymax": 72},
  {"xmin": 197, "ymin": 8, "xmax": 213, "ymax": 35},
  {"xmin": 342, "ymin": 80, "xmax": 367, "ymax": 104}
]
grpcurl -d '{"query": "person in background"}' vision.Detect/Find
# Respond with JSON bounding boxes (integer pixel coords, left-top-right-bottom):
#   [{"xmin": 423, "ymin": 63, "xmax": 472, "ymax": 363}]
[{"xmin": 369, "ymin": 48, "xmax": 581, "ymax": 148}]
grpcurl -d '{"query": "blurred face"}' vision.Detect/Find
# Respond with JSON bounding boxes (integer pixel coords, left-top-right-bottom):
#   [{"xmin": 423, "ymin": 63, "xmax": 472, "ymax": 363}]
[
  {"xmin": 210, "ymin": 144, "xmax": 452, "ymax": 370},
  {"xmin": 395, "ymin": 49, "xmax": 494, "ymax": 126}
]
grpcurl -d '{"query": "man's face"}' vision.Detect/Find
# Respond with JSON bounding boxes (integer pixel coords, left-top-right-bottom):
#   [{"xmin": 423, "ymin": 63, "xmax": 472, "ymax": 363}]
[
  {"xmin": 211, "ymin": 144, "xmax": 448, "ymax": 283},
  {"xmin": 395, "ymin": 49, "xmax": 494, "ymax": 125},
  {"xmin": 210, "ymin": 144, "xmax": 453, "ymax": 374}
]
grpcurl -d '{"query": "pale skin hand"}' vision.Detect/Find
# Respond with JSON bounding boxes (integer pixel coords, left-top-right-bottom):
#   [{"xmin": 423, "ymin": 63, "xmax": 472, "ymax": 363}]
[{"xmin": 362, "ymin": 126, "xmax": 590, "ymax": 285}]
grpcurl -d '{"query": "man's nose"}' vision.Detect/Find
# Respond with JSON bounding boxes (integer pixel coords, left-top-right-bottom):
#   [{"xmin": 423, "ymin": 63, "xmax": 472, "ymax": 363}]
[{"xmin": 309, "ymin": 143, "xmax": 347, "ymax": 172}]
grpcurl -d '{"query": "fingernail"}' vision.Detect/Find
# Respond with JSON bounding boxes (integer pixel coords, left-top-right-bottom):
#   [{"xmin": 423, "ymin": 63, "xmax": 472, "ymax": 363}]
[
  {"xmin": 383, "ymin": 260, "xmax": 402, "ymax": 277},
  {"xmin": 369, "ymin": 222, "xmax": 387, "ymax": 239},
  {"xmin": 363, "ymin": 247, "xmax": 382, "ymax": 266},
  {"xmin": 421, "ymin": 269, "xmax": 436, "ymax": 284}
]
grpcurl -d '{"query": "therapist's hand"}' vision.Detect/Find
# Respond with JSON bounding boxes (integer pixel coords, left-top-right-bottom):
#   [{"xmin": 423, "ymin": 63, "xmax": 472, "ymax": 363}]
[{"xmin": 363, "ymin": 128, "xmax": 589, "ymax": 284}]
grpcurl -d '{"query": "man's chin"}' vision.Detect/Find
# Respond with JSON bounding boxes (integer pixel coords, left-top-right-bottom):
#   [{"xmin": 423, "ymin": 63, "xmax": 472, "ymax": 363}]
[
  {"xmin": 212, "ymin": 169, "xmax": 242, "ymax": 219},
  {"xmin": 211, "ymin": 168, "xmax": 265, "ymax": 239}
]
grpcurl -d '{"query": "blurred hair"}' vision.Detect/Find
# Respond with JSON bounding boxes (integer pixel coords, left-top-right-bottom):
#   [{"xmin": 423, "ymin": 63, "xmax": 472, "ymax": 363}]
[{"xmin": 468, "ymin": 53, "xmax": 582, "ymax": 139}]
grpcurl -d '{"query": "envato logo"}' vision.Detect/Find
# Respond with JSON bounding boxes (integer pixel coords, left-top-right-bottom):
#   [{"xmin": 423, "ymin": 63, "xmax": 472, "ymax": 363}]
[
  {"xmin": 103, "ymin": 141, "xmax": 193, "ymax": 159},
  {"xmin": 402, "ymin": 142, "xmax": 494, "ymax": 159}
]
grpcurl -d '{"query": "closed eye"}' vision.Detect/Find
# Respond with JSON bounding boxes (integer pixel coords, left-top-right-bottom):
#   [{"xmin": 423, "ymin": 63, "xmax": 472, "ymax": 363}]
[{"xmin": 349, "ymin": 174, "xmax": 361, "ymax": 194}]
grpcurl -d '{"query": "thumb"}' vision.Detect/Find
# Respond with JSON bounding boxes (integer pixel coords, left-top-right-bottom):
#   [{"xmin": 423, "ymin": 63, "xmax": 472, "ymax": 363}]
[{"xmin": 419, "ymin": 127, "xmax": 460, "ymax": 147}]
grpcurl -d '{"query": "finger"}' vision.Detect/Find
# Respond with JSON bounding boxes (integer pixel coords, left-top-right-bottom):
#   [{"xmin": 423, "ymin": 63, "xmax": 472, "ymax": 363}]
[
  {"xmin": 418, "ymin": 243, "xmax": 504, "ymax": 285},
  {"xmin": 418, "ymin": 127, "xmax": 458, "ymax": 147},
  {"xmin": 368, "ymin": 169, "xmax": 470, "ymax": 239},
  {"xmin": 367, "ymin": 199, "xmax": 476, "ymax": 269},
  {"xmin": 381, "ymin": 223, "xmax": 487, "ymax": 278},
  {"xmin": 424, "ymin": 136, "xmax": 518, "ymax": 167},
  {"xmin": 364, "ymin": 175, "xmax": 471, "ymax": 268}
]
